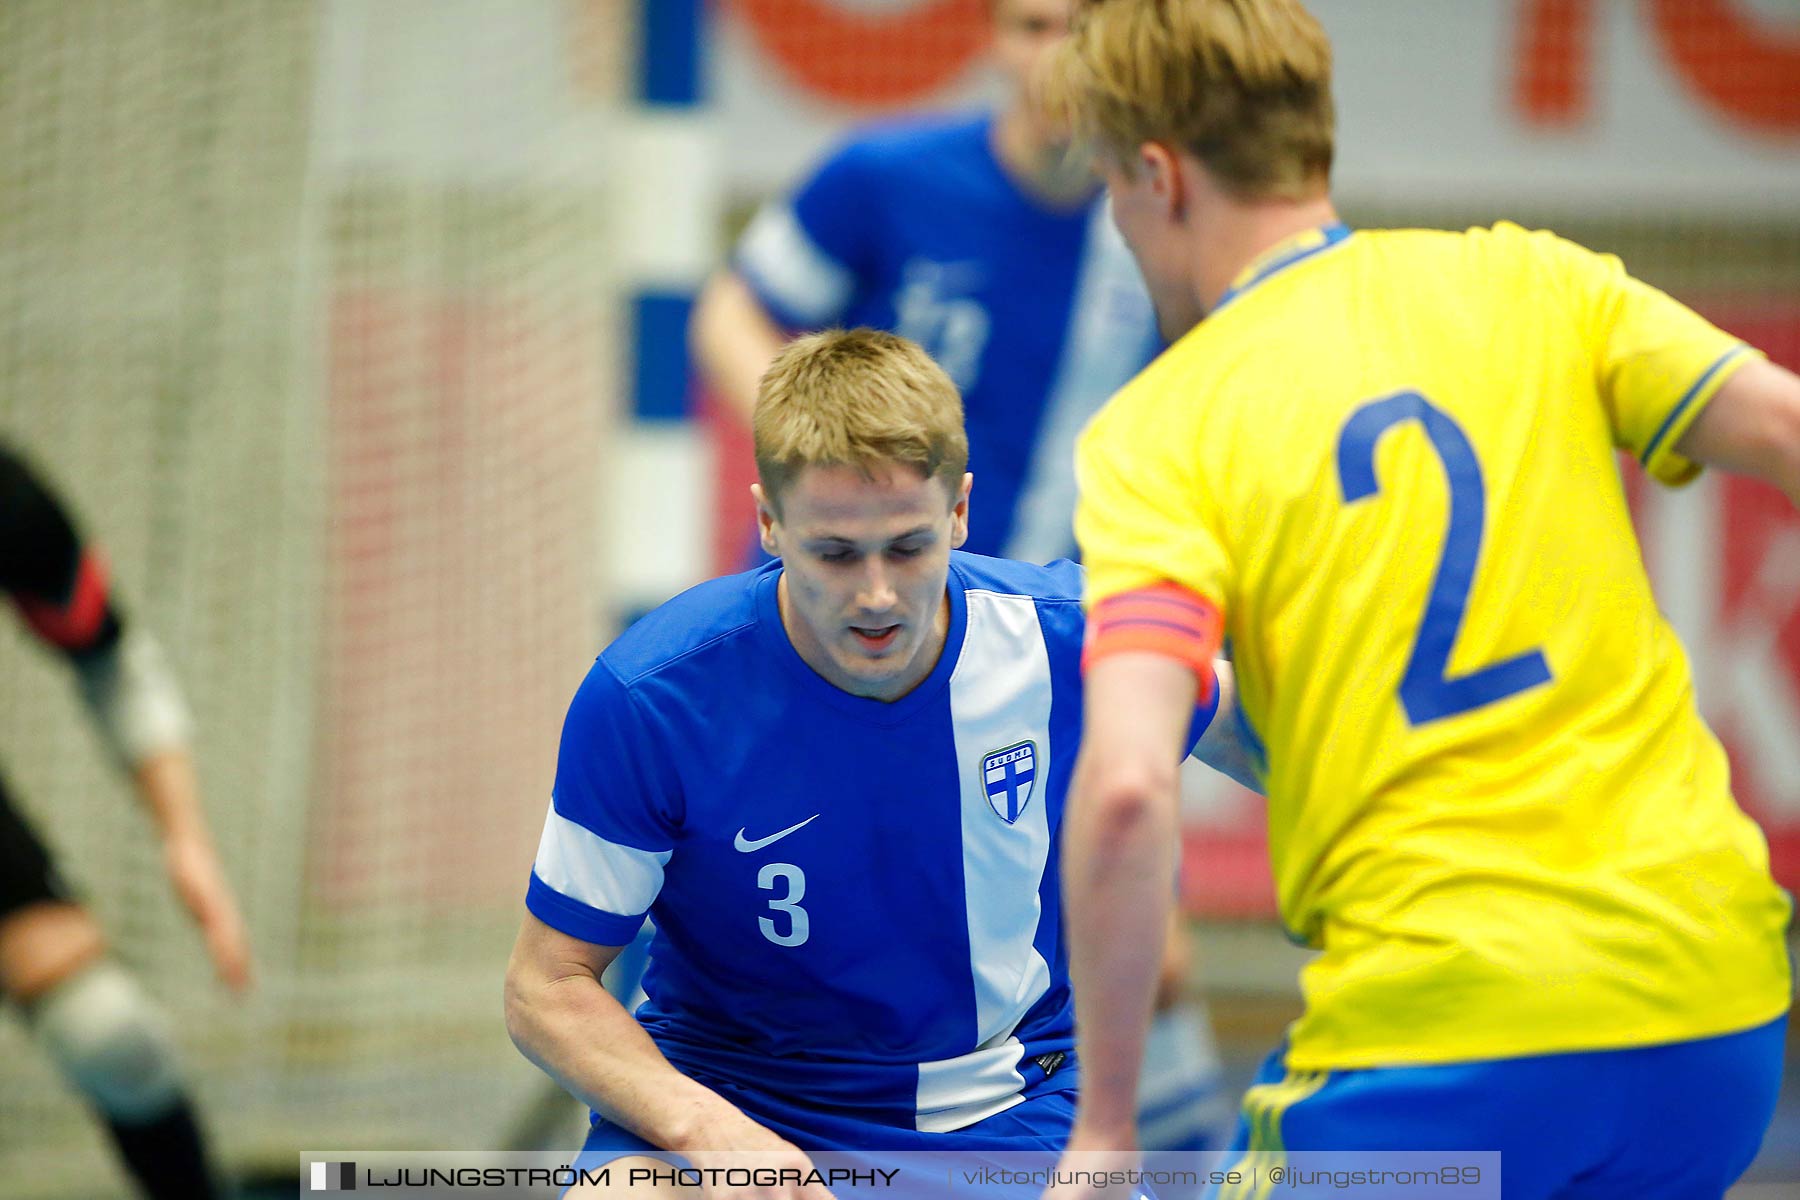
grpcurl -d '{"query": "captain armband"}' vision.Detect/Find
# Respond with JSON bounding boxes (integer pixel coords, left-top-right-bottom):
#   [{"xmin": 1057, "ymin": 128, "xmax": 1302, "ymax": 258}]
[{"xmin": 1082, "ymin": 582, "xmax": 1224, "ymax": 703}]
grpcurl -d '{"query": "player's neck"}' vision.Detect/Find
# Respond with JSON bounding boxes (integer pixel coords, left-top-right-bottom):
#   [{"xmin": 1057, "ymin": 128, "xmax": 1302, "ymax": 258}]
[
  {"xmin": 990, "ymin": 104, "xmax": 1097, "ymax": 209},
  {"xmin": 1196, "ymin": 193, "xmax": 1341, "ymax": 316}
]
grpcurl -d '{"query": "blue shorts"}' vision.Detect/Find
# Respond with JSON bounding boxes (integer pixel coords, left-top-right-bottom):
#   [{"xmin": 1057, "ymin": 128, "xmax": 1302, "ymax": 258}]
[{"xmin": 1208, "ymin": 1017, "xmax": 1785, "ymax": 1200}]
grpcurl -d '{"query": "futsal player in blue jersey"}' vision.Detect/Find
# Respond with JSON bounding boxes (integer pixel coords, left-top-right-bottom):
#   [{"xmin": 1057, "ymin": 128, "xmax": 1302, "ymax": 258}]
[
  {"xmin": 692, "ymin": 1, "xmax": 1230, "ymax": 1152},
  {"xmin": 693, "ymin": 0, "xmax": 1156, "ymax": 564},
  {"xmin": 506, "ymin": 330, "xmax": 1256, "ymax": 1198}
]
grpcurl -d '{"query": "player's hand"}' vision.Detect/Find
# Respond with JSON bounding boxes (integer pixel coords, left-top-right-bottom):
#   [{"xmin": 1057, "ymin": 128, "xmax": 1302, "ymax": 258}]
[
  {"xmin": 681, "ymin": 1116, "xmax": 836, "ymax": 1200},
  {"xmin": 163, "ymin": 831, "xmax": 254, "ymax": 993}
]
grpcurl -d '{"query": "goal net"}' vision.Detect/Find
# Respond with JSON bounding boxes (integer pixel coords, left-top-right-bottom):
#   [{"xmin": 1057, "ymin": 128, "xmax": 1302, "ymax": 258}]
[{"xmin": 0, "ymin": 2, "xmax": 624, "ymax": 1192}]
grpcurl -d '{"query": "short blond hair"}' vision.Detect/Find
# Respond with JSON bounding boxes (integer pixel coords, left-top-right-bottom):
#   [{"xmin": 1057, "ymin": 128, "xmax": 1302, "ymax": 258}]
[
  {"xmin": 754, "ymin": 329, "xmax": 969, "ymax": 514},
  {"xmin": 1045, "ymin": 0, "xmax": 1334, "ymax": 200}
]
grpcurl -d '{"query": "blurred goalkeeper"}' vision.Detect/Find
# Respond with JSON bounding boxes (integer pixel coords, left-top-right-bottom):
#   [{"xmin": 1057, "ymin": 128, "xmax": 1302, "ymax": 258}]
[
  {"xmin": 1, "ymin": 440, "xmax": 248, "ymax": 1200},
  {"xmin": 1043, "ymin": 2, "xmax": 1800, "ymax": 1197}
]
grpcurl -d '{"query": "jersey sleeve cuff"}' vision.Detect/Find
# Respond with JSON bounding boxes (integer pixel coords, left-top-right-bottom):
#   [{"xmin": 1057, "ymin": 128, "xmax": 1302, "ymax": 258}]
[
  {"xmin": 732, "ymin": 260, "xmax": 814, "ymax": 333},
  {"xmin": 731, "ymin": 204, "xmax": 853, "ymax": 331},
  {"xmin": 1640, "ymin": 343, "xmax": 1763, "ymax": 487},
  {"xmin": 526, "ymin": 872, "xmax": 648, "ymax": 947}
]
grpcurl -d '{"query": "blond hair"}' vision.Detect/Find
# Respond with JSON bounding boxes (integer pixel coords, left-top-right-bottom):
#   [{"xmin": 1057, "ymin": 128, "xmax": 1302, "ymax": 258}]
[
  {"xmin": 1045, "ymin": 0, "xmax": 1333, "ymax": 199},
  {"xmin": 754, "ymin": 329, "xmax": 969, "ymax": 514}
]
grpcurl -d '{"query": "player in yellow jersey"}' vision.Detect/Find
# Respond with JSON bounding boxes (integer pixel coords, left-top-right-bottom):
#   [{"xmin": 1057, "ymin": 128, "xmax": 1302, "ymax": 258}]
[{"xmin": 1041, "ymin": 2, "xmax": 1800, "ymax": 1196}]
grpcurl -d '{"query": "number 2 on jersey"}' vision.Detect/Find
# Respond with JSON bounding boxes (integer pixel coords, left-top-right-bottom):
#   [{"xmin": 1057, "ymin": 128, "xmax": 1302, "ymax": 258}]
[{"xmin": 1337, "ymin": 391, "xmax": 1552, "ymax": 726}]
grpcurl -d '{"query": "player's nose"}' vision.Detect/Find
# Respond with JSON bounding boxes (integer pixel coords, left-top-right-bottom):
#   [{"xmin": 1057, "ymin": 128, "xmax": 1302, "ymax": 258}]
[{"xmin": 855, "ymin": 559, "xmax": 898, "ymax": 612}]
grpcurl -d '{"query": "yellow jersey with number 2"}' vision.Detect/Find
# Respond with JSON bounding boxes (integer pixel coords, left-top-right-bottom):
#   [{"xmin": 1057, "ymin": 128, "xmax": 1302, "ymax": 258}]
[{"xmin": 1077, "ymin": 221, "xmax": 1792, "ymax": 1072}]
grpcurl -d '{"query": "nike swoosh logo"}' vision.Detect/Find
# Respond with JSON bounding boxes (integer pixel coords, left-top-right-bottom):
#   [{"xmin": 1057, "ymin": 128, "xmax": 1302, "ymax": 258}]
[{"xmin": 734, "ymin": 814, "xmax": 820, "ymax": 853}]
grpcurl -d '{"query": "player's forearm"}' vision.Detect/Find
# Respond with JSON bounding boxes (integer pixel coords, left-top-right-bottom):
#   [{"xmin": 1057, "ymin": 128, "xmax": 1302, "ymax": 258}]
[
  {"xmin": 143, "ymin": 747, "xmax": 253, "ymax": 991},
  {"xmin": 1062, "ymin": 746, "xmax": 1181, "ymax": 1144},
  {"xmin": 503, "ymin": 966, "xmax": 744, "ymax": 1151},
  {"xmin": 132, "ymin": 748, "xmax": 212, "ymax": 844},
  {"xmin": 689, "ymin": 270, "xmax": 788, "ymax": 426}
]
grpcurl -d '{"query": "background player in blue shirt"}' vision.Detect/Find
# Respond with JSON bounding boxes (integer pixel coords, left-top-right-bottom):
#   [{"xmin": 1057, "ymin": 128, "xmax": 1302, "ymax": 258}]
[
  {"xmin": 505, "ymin": 330, "xmax": 1256, "ymax": 1198},
  {"xmin": 691, "ymin": 0, "xmax": 1156, "ymax": 566},
  {"xmin": 691, "ymin": 1, "xmax": 1227, "ymax": 1152}
]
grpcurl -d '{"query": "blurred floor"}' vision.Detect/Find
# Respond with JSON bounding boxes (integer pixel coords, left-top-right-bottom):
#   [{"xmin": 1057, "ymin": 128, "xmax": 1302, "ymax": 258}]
[{"xmin": 225, "ymin": 922, "xmax": 1800, "ymax": 1198}]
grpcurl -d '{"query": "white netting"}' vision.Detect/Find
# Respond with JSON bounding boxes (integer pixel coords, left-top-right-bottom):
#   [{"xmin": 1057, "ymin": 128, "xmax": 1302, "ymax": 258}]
[{"xmin": 0, "ymin": 2, "xmax": 625, "ymax": 1193}]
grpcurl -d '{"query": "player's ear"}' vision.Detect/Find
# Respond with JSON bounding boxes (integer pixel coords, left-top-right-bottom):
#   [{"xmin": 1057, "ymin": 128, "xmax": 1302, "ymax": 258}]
[
  {"xmin": 1140, "ymin": 140, "xmax": 1184, "ymax": 220},
  {"xmin": 752, "ymin": 483, "xmax": 780, "ymax": 557},
  {"xmin": 949, "ymin": 473, "xmax": 973, "ymax": 550}
]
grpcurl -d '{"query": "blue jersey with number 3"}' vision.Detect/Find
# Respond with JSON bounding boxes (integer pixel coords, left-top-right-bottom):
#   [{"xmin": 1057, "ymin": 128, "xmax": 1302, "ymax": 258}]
[{"xmin": 527, "ymin": 554, "xmax": 1208, "ymax": 1137}]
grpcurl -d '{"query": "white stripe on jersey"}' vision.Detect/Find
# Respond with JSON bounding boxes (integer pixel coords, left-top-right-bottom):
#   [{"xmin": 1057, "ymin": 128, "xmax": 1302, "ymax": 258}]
[
  {"xmin": 533, "ymin": 805, "xmax": 672, "ymax": 918},
  {"xmin": 916, "ymin": 1037, "xmax": 1029, "ymax": 1133},
  {"xmin": 736, "ymin": 203, "xmax": 855, "ymax": 327},
  {"xmin": 1003, "ymin": 202, "xmax": 1157, "ymax": 563},
  {"xmin": 950, "ymin": 589, "xmax": 1054, "ymax": 1043}
]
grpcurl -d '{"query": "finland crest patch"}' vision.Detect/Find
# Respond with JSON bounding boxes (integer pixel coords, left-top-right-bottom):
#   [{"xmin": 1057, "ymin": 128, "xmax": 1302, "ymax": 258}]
[{"xmin": 983, "ymin": 741, "xmax": 1037, "ymax": 824}]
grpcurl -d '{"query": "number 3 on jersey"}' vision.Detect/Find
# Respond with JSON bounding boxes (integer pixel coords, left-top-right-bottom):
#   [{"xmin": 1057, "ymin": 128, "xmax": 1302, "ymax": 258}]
[
  {"xmin": 758, "ymin": 863, "xmax": 809, "ymax": 947},
  {"xmin": 1337, "ymin": 391, "xmax": 1552, "ymax": 726}
]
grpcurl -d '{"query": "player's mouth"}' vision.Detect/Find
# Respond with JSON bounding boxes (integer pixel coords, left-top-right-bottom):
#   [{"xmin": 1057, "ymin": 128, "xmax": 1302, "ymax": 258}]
[{"xmin": 849, "ymin": 623, "xmax": 901, "ymax": 653}]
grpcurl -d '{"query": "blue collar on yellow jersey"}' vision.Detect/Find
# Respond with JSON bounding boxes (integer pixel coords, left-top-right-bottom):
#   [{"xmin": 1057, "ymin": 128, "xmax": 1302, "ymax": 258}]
[{"xmin": 1212, "ymin": 222, "xmax": 1353, "ymax": 315}]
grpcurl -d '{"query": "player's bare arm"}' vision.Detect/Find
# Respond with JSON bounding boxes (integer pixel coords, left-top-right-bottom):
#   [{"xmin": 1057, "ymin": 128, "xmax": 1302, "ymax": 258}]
[
  {"xmin": 1061, "ymin": 651, "xmax": 1197, "ymax": 1150},
  {"xmin": 72, "ymin": 603, "xmax": 251, "ymax": 995},
  {"xmin": 504, "ymin": 915, "xmax": 828, "ymax": 1199},
  {"xmin": 81, "ymin": 644, "xmax": 249, "ymax": 992},
  {"xmin": 690, "ymin": 270, "xmax": 789, "ymax": 426},
  {"xmin": 133, "ymin": 750, "xmax": 252, "ymax": 992},
  {"xmin": 504, "ymin": 913, "xmax": 770, "ymax": 1147},
  {"xmin": 1676, "ymin": 356, "xmax": 1800, "ymax": 507}
]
